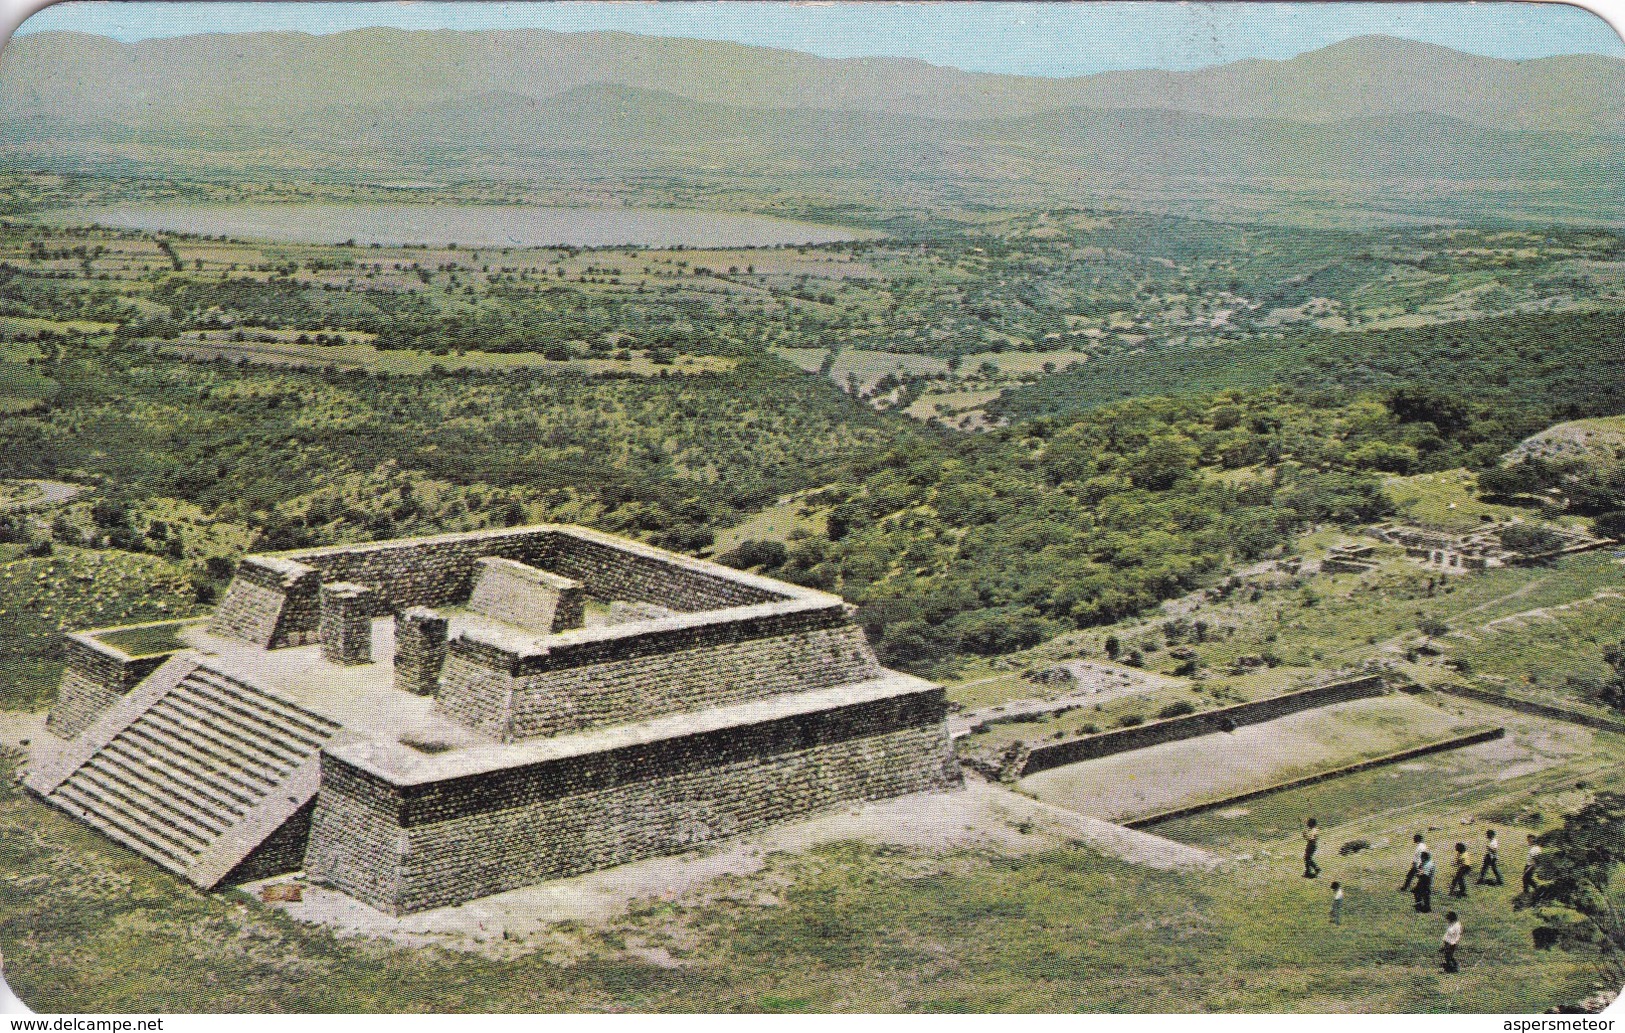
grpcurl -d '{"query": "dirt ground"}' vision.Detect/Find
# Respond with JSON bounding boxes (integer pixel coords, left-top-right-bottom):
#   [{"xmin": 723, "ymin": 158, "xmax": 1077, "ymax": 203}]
[
  {"xmin": 241, "ymin": 778, "xmax": 1218, "ymax": 960},
  {"xmin": 1018, "ymin": 694, "xmax": 1491, "ymax": 822}
]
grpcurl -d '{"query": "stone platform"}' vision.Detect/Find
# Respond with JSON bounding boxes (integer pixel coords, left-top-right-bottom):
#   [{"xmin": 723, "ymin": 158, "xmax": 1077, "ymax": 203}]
[{"xmin": 32, "ymin": 524, "xmax": 959, "ymax": 912}]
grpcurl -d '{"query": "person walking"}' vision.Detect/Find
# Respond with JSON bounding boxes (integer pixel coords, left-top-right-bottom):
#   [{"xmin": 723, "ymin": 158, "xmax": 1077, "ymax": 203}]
[
  {"xmin": 1303, "ymin": 818, "xmax": 1322, "ymax": 878},
  {"xmin": 1448, "ymin": 842, "xmax": 1472, "ymax": 898},
  {"xmin": 1413, "ymin": 849, "xmax": 1435, "ymax": 913},
  {"xmin": 1399, "ymin": 833, "xmax": 1428, "ymax": 892},
  {"xmin": 1523, "ymin": 834, "xmax": 1542, "ymax": 894},
  {"xmin": 1441, "ymin": 911, "xmax": 1463, "ymax": 973},
  {"xmin": 1478, "ymin": 829, "xmax": 1503, "ymax": 886},
  {"xmin": 1330, "ymin": 881, "xmax": 1344, "ymax": 925}
]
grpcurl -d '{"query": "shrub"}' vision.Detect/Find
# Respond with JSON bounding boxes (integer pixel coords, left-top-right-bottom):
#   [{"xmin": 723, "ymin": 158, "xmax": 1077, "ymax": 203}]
[
  {"xmin": 1117, "ymin": 713, "xmax": 1145, "ymax": 728},
  {"xmin": 1499, "ymin": 524, "xmax": 1564, "ymax": 555},
  {"xmin": 1592, "ymin": 511, "xmax": 1625, "ymax": 541},
  {"xmin": 717, "ymin": 539, "xmax": 788, "ymax": 571},
  {"xmin": 1157, "ymin": 700, "xmax": 1196, "ymax": 719}
]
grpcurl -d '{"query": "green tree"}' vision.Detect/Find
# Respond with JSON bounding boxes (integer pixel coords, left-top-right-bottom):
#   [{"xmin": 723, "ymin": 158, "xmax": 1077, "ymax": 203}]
[
  {"xmin": 1499, "ymin": 524, "xmax": 1564, "ymax": 556},
  {"xmin": 1524, "ymin": 792, "xmax": 1625, "ymax": 988}
]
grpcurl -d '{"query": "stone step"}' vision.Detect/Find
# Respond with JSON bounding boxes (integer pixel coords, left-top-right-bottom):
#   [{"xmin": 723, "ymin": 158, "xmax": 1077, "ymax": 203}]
[
  {"xmin": 139, "ymin": 705, "xmax": 288, "ymax": 786},
  {"xmin": 101, "ymin": 738, "xmax": 255, "ymax": 816},
  {"xmin": 66, "ymin": 765, "xmax": 219, "ymax": 850},
  {"xmin": 186, "ymin": 665, "xmax": 334, "ymax": 737},
  {"xmin": 41, "ymin": 659, "xmax": 343, "ymax": 890},
  {"xmin": 82, "ymin": 753, "xmax": 235, "ymax": 835},
  {"xmin": 161, "ymin": 690, "xmax": 309, "ymax": 769},
  {"xmin": 52, "ymin": 780, "xmax": 199, "ymax": 867},
  {"xmin": 181, "ymin": 676, "xmax": 330, "ymax": 753},
  {"xmin": 116, "ymin": 717, "xmax": 271, "ymax": 805}
]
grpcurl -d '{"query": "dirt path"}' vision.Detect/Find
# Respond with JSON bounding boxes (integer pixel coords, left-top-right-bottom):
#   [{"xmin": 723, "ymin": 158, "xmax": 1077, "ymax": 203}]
[
  {"xmin": 971, "ymin": 778, "xmax": 1223, "ymax": 873},
  {"xmin": 1474, "ymin": 586, "xmax": 1624, "ymax": 635}
]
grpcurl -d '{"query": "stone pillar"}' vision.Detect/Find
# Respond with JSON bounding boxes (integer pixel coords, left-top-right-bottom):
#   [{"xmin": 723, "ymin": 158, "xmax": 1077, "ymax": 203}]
[
  {"xmin": 551, "ymin": 579, "xmax": 586, "ymax": 632},
  {"xmin": 394, "ymin": 606, "xmax": 449, "ymax": 696},
  {"xmin": 319, "ymin": 582, "xmax": 375, "ymax": 666}
]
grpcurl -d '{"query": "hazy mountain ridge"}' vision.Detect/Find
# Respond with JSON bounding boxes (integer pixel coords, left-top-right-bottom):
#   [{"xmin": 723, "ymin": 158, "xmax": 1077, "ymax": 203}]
[
  {"xmin": 1, "ymin": 28, "xmax": 1620, "ymax": 185},
  {"xmin": 5, "ymin": 29, "xmax": 1621, "ymax": 132}
]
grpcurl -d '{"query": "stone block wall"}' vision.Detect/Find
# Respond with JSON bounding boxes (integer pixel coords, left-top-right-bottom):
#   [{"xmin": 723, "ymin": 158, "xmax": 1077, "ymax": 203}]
[
  {"xmin": 438, "ymin": 607, "xmax": 881, "ymax": 741},
  {"xmin": 531, "ymin": 529, "xmax": 783, "ymax": 611},
  {"xmin": 467, "ymin": 558, "xmax": 584, "ymax": 633},
  {"xmin": 395, "ymin": 608, "xmax": 449, "ymax": 696},
  {"xmin": 207, "ymin": 557, "xmax": 321, "ymax": 648},
  {"xmin": 220, "ymin": 800, "xmax": 317, "ymax": 886},
  {"xmin": 305, "ymin": 686, "xmax": 957, "ymax": 914},
  {"xmin": 207, "ymin": 526, "xmax": 801, "ymax": 649},
  {"xmin": 1013, "ymin": 675, "xmax": 1389, "ymax": 778},
  {"xmin": 46, "ymin": 633, "xmax": 174, "ymax": 739}
]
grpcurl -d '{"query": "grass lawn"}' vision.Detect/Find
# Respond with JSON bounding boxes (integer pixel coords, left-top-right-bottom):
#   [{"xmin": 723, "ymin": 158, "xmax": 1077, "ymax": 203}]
[
  {"xmin": 1384, "ymin": 469, "xmax": 1548, "ymax": 533},
  {"xmin": 1152, "ymin": 703, "xmax": 1625, "ymax": 849},
  {"xmin": 93, "ymin": 619, "xmax": 203, "ymax": 658},
  {"xmin": 0, "ymin": 740, "xmax": 1605, "ymax": 1013},
  {"xmin": 708, "ymin": 490, "xmax": 826, "ymax": 555}
]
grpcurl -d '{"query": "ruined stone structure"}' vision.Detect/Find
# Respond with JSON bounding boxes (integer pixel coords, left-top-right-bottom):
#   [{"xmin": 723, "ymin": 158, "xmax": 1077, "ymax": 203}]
[
  {"xmin": 1366, "ymin": 521, "xmax": 1612, "ymax": 572},
  {"xmin": 30, "ymin": 525, "xmax": 958, "ymax": 914}
]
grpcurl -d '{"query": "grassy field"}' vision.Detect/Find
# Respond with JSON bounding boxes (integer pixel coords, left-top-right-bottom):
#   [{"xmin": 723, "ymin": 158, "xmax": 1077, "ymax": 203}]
[
  {"xmin": 0, "ymin": 741, "xmax": 1608, "ymax": 1013},
  {"xmin": 707, "ymin": 490, "xmax": 827, "ymax": 555},
  {"xmin": 1152, "ymin": 705, "xmax": 1624, "ymax": 849},
  {"xmin": 0, "ymin": 548, "xmax": 204, "ymax": 709},
  {"xmin": 1382, "ymin": 469, "xmax": 1547, "ymax": 533}
]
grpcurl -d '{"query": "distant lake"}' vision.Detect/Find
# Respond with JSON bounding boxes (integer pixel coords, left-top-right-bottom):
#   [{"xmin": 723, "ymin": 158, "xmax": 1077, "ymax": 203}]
[{"xmin": 37, "ymin": 203, "xmax": 868, "ymax": 248}]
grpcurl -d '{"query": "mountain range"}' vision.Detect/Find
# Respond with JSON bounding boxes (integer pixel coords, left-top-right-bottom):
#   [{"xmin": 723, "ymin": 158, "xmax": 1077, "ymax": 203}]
[{"xmin": 1, "ymin": 28, "xmax": 1620, "ymax": 183}]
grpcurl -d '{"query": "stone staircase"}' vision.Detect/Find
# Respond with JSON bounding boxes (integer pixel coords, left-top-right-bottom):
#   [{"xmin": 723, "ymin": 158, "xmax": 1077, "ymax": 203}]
[{"xmin": 28, "ymin": 655, "xmax": 340, "ymax": 888}]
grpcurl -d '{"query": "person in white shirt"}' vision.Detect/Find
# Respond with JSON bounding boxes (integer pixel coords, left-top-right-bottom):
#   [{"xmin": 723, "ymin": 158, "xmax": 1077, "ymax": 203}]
[
  {"xmin": 0, "ymin": 946, "xmax": 32, "ymax": 1014},
  {"xmin": 1478, "ymin": 829, "xmax": 1504, "ymax": 886},
  {"xmin": 1523, "ymin": 834, "xmax": 1543, "ymax": 894},
  {"xmin": 1399, "ymin": 833, "xmax": 1429, "ymax": 891},
  {"xmin": 1441, "ymin": 911, "xmax": 1463, "ymax": 973}
]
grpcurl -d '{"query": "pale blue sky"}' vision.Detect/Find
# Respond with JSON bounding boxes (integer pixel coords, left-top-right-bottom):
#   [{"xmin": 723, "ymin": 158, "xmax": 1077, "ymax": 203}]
[{"xmin": 16, "ymin": 1, "xmax": 1625, "ymax": 76}]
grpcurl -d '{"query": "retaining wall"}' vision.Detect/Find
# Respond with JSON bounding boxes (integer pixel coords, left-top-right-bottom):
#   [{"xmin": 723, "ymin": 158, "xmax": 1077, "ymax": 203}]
[
  {"xmin": 439, "ymin": 613, "xmax": 881, "ymax": 741},
  {"xmin": 305, "ymin": 687, "xmax": 958, "ymax": 914},
  {"xmin": 46, "ymin": 633, "xmax": 176, "ymax": 740},
  {"xmin": 207, "ymin": 525, "xmax": 799, "ymax": 648},
  {"xmin": 1009, "ymin": 676, "xmax": 1389, "ymax": 779},
  {"xmin": 1431, "ymin": 683, "xmax": 1625, "ymax": 735}
]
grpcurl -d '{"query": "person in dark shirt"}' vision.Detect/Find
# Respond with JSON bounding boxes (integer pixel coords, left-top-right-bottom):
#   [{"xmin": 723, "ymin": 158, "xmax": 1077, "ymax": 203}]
[
  {"xmin": 1413, "ymin": 850, "xmax": 1436, "ymax": 913},
  {"xmin": 1302, "ymin": 818, "xmax": 1322, "ymax": 878}
]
